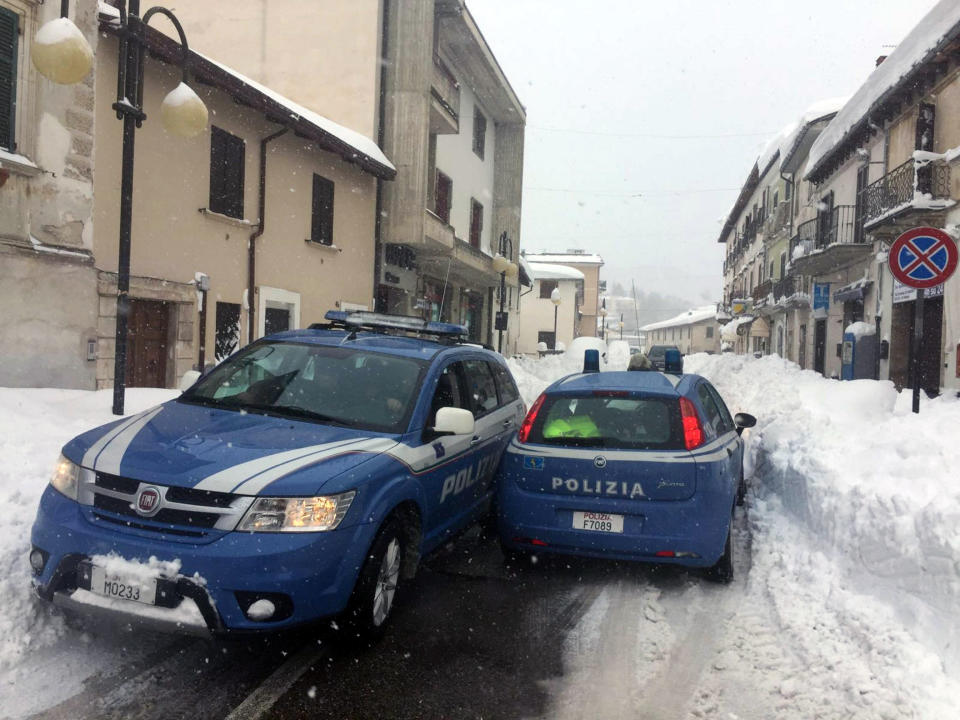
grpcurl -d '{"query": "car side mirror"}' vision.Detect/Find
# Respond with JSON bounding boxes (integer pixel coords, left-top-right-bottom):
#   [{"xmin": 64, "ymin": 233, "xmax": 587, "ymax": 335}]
[
  {"xmin": 179, "ymin": 370, "xmax": 202, "ymax": 392},
  {"xmin": 734, "ymin": 412, "xmax": 756, "ymax": 436},
  {"xmin": 432, "ymin": 407, "xmax": 475, "ymax": 436}
]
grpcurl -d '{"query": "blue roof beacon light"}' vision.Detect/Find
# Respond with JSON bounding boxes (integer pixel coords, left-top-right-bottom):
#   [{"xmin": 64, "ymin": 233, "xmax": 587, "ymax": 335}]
[
  {"xmin": 583, "ymin": 349, "xmax": 601, "ymax": 374},
  {"xmin": 320, "ymin": 310, "xmax": 468, "ymax": 338},
  {"xmin": 664, "ymin": 348, "xmax": 684, "ymax": 374}
]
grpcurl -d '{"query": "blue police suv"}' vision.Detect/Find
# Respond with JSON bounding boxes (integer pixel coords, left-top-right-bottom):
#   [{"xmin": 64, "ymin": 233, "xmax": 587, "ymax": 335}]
[
  {"xmin": 30, "ymin": 312, "xmax": 525, "ymax": 635},
  {"xmin": 498, "ymin": 351, "xmax": 755, "ymax": 581}
]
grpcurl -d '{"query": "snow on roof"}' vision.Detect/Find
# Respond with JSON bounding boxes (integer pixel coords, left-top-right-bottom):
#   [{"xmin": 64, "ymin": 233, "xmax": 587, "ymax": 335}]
[
  {"xmin": 97, "ymin": 2, "xmax": 393, "ymax": 177},
  {"xmin": 528, "ymin": 262, "xmax": 585, "ymax": 281},
  {"xmin": 641, "ymin": 305, "xmax": 717, "ymax": 332},
  {"xmin": 199, "ymin": 55, "xmax": 395, "ymax": 173},
  {"xmin": 778, "ymin": 97, "xmax": 848, "ymax": 170},
  {"xmin": 525, "ymin": 252, "xmax": 604, "ymax": 265},
  {"xmin": 805, "ymin": 0, "xmax": 960, "ymax": 179}
]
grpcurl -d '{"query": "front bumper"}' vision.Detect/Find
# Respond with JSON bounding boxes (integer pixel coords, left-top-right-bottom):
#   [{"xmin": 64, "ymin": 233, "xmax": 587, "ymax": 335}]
[
  {"xmin": 497, "ymin": 482, "xmax": 730, "ymax": 567},
  {"xmin": 30, "ymin": 486, "xmax": 375, "ymax": 634}
]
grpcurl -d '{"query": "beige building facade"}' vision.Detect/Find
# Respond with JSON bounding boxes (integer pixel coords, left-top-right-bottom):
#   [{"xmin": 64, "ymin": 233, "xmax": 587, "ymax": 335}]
[
  {"xmin": 523, "ymin": 250, "xmax": 604, "ymax": 338},
  {"xmin": 0, "ymin": 0, "xmax": 100, "ymax": 388},
  {"xmin": 90, "ymin": 13, "xmax": 391, "ymax": 390},
  {"xmin": 642, "ymin": 306, "xmax": 720, "ymax": 356},
  {"xmin": 0, "ymin": 1, "xmax": 392, "ymax": 391},
  {"xmin": 517, "ymin": 262, "xmax": 583, "ymax": 356},
  {"xmin": 172, "ymin": 0, "xmax": 527, "ymax": 349}
]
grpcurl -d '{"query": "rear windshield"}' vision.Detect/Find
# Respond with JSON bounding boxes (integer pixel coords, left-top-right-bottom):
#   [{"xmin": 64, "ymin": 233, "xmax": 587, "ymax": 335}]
[{"xmin": 527, "ymin": 393, "xmax": 684, "ymax": 450}]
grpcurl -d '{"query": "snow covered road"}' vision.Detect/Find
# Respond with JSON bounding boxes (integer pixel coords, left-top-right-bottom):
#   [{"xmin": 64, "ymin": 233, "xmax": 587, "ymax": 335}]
[{"xmin": 1, "ymin": 352, "xmax": 959, "ymax": 718}]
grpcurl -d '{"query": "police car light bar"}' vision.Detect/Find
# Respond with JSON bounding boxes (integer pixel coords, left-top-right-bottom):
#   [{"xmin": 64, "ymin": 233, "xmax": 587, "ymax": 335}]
[{"xmin": 321, "ymin": 311, "xmax": 468, "ymax": 338}]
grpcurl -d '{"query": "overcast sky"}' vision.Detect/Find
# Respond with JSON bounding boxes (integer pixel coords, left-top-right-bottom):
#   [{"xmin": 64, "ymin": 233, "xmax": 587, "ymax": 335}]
[{"xmin": 468, "ymin": 0, "xmax": 941, "ymax": 312}]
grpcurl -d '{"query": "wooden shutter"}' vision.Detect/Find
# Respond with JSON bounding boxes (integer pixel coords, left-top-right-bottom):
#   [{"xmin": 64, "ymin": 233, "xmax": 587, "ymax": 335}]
[
  {"xmin": 469, "ymin": 199, "xmax": 482, "ymax": 248},
  {"xmin": 209, "ymin": 126, "xmax": 245, "ymax": 218},
  {"xmin": 311, "ymin": 174, "xmax": 335, "ymax": 245},
  {"xmin": 0, "ymin": 7, "xmax": 18, "ymax": 151}
]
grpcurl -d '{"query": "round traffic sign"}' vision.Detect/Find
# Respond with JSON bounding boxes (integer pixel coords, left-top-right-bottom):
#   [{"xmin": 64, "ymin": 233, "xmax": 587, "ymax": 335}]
[{"xmin": 888, "ymin": 227, "xmax": 958, "ymax": 289}]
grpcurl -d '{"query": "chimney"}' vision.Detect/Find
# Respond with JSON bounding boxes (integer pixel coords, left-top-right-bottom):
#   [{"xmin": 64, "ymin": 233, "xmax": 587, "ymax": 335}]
[{"xmin": 876, "ymin": 55, "xmax": 887, "ymax": 67}]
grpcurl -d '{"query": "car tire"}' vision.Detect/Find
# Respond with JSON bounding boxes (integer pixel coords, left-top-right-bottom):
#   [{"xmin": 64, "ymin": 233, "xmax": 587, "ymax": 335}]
[
  {"xmin": 736, "ymin": 462, "xmax": 746, "ymax": 507},
  {"xmin": 704, "ymin": 521, "xmax": 734, "ymax": 584},
  {"xmin": 478, "ymin": 497, "xmax": 498, "ymax": 540},
  {"xmin": 346, "ymin": 518, "xmax": 404, "ymax": 639}
]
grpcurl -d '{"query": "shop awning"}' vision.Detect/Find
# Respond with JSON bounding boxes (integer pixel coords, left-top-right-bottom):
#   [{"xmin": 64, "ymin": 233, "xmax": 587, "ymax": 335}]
[{"xmin": 833, "ymin": 278, "xmax": 873, "ymax": 303}]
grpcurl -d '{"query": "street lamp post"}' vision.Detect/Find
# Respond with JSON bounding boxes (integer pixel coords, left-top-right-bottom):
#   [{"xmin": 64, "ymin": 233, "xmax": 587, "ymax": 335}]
[
  {"xmin": 550, "ymin": 287, "xmax": 562, "ymax": 350},
  {"xmin": 33, "ymin": 1, "xmax": 208, "ymax": 415},
  {"xmin": 599, "ymin": 297, "xmax": 608, "ymax": 341},
  {"xmin": 492, "ymin": 231, "xmax": 517, "ymax": 354}
]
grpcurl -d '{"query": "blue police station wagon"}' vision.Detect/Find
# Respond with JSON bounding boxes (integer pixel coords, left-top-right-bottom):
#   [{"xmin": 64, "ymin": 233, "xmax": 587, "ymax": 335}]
[
  {"xmin": 498, "ymin": 351, "xmax": 755, "ymax": 581},
  {"xmin": 30, "ymin": 312, "xmax": 525, "ymax": 635}
]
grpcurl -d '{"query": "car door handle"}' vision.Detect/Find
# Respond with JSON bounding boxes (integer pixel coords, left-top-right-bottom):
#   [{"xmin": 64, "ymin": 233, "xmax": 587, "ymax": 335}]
[
  {"xmin": 470, "ymin": 435, "xmax": 482, "ymax": 445},
  {"xmin": 502, "ymin": 419, "xmax": 513, "ymax": 427}
]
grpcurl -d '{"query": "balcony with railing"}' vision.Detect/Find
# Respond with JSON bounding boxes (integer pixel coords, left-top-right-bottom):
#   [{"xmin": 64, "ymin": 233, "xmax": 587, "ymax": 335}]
[
  {"xmin": 430, "ymin": 54, "xmax": 460, "ymax": 134},
  {"xmin": 859, "ymin": 158, "xmax": 952, "ymax": 228},
  {"xmin": 771, "ymin": 275, "xmax": 809, "ymax": 308},
  {"xmin": 788, "ymin": 205, "xmax": 869, "ymax": 275},
  {"xmin": 751, "ymin": 279, "xmax": 772, "ymax": 307}
]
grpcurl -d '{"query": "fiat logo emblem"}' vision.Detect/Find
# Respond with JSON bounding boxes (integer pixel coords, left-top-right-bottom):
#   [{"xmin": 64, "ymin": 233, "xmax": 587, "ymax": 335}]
[
  {"xmin": 135, "ymin": 486, "xmax": 162, "ymax": 517},
  {"xmin": 593, "ymin": 456, "xmax": 607, "ymax": 469}
]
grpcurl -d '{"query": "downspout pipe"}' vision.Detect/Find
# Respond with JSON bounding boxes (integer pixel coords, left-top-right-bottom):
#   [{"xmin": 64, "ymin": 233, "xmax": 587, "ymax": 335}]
[
  {"xmin": 248, "ymin": 127, "xmax": 289, "ymax": 344},
  {"xmin": 779, "ymin": 169, "xmax": 794, "ymax": 237},
  {"xmin": 373, "ymin": 0, "xmax": 391, "ymax": 312}
]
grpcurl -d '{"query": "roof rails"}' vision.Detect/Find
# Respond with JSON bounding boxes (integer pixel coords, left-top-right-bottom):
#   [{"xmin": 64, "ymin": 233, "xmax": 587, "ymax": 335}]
[{"xmin": 313, "ymin": 310, "xmax": 469, "ymax": 340}]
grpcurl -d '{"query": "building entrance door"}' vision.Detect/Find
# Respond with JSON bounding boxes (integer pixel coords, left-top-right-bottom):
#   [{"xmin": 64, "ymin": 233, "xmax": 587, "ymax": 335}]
[
  {"xmin": 127, "ymin": 299, "xmax": 170, "ymax": 388},
  {"xmin": 813, "ymin": 319, "xmax": 826, "ymax": 375}
]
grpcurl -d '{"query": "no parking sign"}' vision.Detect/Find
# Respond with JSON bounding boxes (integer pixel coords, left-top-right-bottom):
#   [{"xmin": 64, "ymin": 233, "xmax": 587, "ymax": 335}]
[
  {"xmin": 888, "ymin": 227, "xmax": 958, "ymax": 413},
  {"xmin": 888, "ymin": 227, "xmax": 957, "ymax": 289}
]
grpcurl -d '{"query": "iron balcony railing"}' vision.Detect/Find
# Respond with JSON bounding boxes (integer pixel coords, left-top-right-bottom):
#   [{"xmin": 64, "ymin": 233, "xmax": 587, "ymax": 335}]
[
  {"xmin": 859, "ymin": 158, "xmax": 951, "ymax": 226},
  {"xmin": 773, "ymin": 275, "xmax": 798, "ymax": 301},
  {"xmin": 789, "ymin": 205, "xmax": 860, "ymax": 257},
  {"xmin": 751, "ymin": 279, "xmax": 772, "ymax": 304}
]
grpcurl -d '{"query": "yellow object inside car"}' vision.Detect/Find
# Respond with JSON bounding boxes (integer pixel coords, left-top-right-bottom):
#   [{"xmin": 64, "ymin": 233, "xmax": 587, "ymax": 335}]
[{"xmin": 542, "ymin": 415, "xmax": 600, "ymax": 438}]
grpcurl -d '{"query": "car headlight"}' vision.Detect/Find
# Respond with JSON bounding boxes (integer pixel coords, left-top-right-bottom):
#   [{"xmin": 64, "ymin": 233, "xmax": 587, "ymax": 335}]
[
  {"xmin": 237, "ymin": 491, "xmax": 356, "ymax": 532},
  {"xmin": 50, "ymin": 454, "xmax": 80, "ymax": 500}
]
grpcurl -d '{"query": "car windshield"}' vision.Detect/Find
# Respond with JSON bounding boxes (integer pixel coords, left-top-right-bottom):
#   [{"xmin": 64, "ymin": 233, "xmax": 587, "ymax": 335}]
[
  {"xmin": 180, "ymin": 342, "xmax": 426, "ymax": 433},
  {"xmin": 527, "ymin": 393, "xmax": 683, "ymax": 450}
]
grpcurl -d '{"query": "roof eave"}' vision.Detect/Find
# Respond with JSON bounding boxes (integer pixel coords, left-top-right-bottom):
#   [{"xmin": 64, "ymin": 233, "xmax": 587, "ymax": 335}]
[{"xmin": 98, "ymin": 19, "xmax": 397, "ymax": 181}]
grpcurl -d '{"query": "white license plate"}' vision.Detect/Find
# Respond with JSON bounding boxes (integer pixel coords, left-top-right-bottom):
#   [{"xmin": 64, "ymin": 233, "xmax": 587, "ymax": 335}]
[
  {"xmin": 89, "ymin": 566, "xmax": 158, "ymax": 605},
  {"xmin": 572, "ymin": 511, "xmax": 624, "ymax": 533}
]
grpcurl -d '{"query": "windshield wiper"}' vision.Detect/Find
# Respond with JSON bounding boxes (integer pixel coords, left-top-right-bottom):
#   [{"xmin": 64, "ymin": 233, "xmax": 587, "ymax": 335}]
[{"xmin": 240, "ymin": 402, "xmax": 360, "ymax": 427}]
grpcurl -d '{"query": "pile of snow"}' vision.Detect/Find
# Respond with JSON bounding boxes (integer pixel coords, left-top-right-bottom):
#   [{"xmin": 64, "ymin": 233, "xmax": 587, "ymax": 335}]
[
  {"xmin": 0, "ymin": 387, "xmax": 177, "ymax": 670},
  {"xmin": 845, "ymin": 321, "xmax": 876, "ymax": 340},
  {"xmin": 685, "ymin": 352, "xmax": 960, "ymax": 677}
]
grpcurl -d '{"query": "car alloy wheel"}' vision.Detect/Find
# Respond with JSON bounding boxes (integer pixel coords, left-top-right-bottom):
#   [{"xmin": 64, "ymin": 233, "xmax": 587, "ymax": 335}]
[{"xmin": 372, "ymin": 537, "xmax": 401, "ymax": 627}]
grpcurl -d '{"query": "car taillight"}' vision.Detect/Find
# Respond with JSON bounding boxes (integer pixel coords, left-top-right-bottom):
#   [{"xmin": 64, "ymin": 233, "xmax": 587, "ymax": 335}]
[
  {"xmin": 679, "ymin": 397, "xmax": 704, "ymax": 450},
  {"xmin": 517, "ymin": 393, "xmax": 546, "ymax": 443}
]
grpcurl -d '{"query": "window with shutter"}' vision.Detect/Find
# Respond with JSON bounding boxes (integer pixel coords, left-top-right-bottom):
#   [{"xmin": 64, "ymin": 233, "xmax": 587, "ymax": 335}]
[
  {"xmin": 311, "ymin": 174, "xmax": 334, "ymax": 245},
  {"xmin": 469, "ymin": 198, "xmax": 483, "ymax": 249},
  {"xmin": 472, "ymin": 107, "xmax": 486, "ymax": 159},
  {"xmin": 434, "ymin": 170, "xmax": 452, "ymax": 224},
  {"xmin": 209, "ymin": 126, "xmax": 245, "ymax": 218},
  {"xmin": 0, "ymin": 7, "xmax": 19, "ymax": 152}
]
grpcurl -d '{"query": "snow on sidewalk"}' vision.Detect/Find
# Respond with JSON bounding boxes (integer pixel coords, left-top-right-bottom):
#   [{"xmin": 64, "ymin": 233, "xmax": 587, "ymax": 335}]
[
  {"xmin": 685, "ymin": 353, "xmax": 960, "ymax": 679},
  {"xmin": 0, "ymin": 387, "xmax": 177, "ymax": 671}
]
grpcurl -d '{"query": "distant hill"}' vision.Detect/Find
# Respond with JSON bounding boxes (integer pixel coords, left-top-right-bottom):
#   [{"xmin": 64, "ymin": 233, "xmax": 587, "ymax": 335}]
[{"xmin": 602, "ymin": 284, "xmax": 706, "ymax": 335}]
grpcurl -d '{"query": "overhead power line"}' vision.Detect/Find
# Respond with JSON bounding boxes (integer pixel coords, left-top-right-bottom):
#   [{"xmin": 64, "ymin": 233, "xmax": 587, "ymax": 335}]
[
  {"xmin": 527, "ymin": 124, "xmax": 776, "ymax": 140},
  {"xmin": 523, "ymin": 186, "xmax": 740, "ymax": 197}
]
